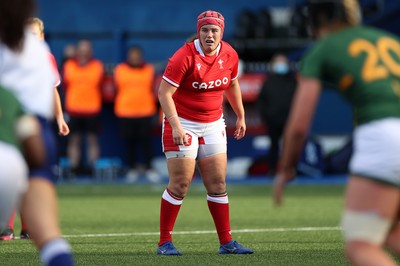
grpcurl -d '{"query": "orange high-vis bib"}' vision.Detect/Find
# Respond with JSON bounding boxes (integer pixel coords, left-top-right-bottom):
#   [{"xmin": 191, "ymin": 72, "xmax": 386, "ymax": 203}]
[
  {"xmin": 114, "ymin": 63, "xmax": 156, "ymax": 118},
  {"xmin": 63, "ymin": 59, "xmax": 104, "ymax": 115}
]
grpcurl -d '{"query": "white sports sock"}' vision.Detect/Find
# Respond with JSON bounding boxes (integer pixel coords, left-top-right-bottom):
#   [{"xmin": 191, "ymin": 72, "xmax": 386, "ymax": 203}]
[{"xmin": 40, "ymin": 238, "xmax": 71, "ymax": 265}]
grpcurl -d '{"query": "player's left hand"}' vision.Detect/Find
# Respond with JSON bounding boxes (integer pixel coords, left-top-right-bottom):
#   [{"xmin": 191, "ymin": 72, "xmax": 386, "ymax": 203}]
[
  {"xmin": 57, "ymin": 118, "xmax": 70, "ymax": 136},
  {"xmin": 234, "ymin": 118, "xmax": 246, "ymax": 140},
  {"xmin": 273, "ymin": 167, "xmax": 296, "ymax": 207}
]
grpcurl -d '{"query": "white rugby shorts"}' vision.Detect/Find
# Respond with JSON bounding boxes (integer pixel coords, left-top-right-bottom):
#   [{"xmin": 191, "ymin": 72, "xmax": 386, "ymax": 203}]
[
  {"xmin": 350, "ymin": 118, "xmax": 400, "ymax": 186},
  {"xmin": 162, "ymin": 115, "xmax": 227, "ymax": 159}
]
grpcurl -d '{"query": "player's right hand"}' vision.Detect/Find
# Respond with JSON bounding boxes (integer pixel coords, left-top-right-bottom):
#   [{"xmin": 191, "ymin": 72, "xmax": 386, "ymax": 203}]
[{"xmin": 172, "ymin": 126, "xmax": 187, "ymax": 146}]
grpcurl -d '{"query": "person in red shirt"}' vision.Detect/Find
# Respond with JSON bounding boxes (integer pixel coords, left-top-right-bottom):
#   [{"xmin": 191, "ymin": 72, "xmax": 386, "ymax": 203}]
[{"xmin": 157, "ymin": 10, "xmax": 253, "ymax": 255}]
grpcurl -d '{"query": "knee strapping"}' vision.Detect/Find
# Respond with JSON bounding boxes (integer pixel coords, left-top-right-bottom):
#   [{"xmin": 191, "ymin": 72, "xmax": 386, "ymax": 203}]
[{"xmin": 341, "ymin": 210, "xmax": 391, "ymax": 245}]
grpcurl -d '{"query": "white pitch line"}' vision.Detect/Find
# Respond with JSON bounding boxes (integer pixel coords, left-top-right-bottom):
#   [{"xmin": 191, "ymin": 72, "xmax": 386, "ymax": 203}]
[{"xmin": 63, "ymin": 226, "xmax": 341, "ymax": 239}]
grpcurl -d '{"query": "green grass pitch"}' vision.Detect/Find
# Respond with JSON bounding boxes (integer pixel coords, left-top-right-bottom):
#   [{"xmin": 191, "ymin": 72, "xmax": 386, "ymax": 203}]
[{"xmin": 1, "ymin": 183, "xmax": 351, "ymax": 265}]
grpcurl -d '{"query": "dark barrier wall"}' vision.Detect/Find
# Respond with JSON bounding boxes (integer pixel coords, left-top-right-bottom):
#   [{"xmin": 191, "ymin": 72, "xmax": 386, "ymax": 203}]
[
  {"xmin": 37, "ymin": 0, "xmax": 400, "ymax": 64},
  {"xmin": 37, "ymin": 0, "xmax": 294, "ymax": 63}
]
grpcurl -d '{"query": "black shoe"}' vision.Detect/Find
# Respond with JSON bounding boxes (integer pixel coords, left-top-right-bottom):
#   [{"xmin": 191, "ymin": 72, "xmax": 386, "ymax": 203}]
[{"xmin": 20, "ymin": 230, "xmax": 31, "ymax": 239}]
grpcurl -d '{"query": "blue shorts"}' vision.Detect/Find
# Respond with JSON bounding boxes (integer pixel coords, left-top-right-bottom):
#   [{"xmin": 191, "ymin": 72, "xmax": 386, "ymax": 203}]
[{"xmin": 29, "ymin": 116, "xmax": 57, "ymax": 183}]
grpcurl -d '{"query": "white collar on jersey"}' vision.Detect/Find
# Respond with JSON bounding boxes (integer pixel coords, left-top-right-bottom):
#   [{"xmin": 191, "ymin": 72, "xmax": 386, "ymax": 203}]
[{"xmin": 194, "ymin": 39, "xmax": 221, "ymax": 57}]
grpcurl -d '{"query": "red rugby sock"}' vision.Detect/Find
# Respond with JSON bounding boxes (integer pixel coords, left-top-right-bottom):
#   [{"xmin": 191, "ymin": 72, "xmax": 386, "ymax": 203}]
[
  {"xmin": 158, "ymin": 189, "xmax": 183, "ymax": 246},
  {"xmin": 7, "ymin": 210, "xmax": 16, "ymax": 229},
  {"xmin": 207, "ymin": 193, "xmax": 232, "ymax": 245}
]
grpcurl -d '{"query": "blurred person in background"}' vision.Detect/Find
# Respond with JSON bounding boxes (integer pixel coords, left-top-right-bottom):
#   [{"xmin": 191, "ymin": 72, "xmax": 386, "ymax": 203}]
[
  {"xmin": 60, "ymin": 44, "xmax": 77, "ymax": 95},
  {"xmin": 274, "ymin": 0, "xmax": 400, "ymax": 265},
  {"xmin": 157, "ymin": 10, "xmax": 253, "ymax": 255},
  {"xmin": 29, "ymin": 18, "xmax": 70, "ymax": 137},
  {"xmin": 61, "ymin": 44, "xmax": 76, "ymax": 68},
  {"xmin": 114, "ymin": 45, "xmax": 160, "ymax": 182},
  {"xmin": 63, "ymin": 39, "xmax": 104, "ymax": 176},
  {"xmin": 0, "ymin": 17, "xmax": 70, "ymax": 241},
  {"xmin": 57, "ymin": 44, "xmax": 76, "ymax": 160},
  {"xmin": 0, "ymin": 0, "xmax": 75, "ymax": 265},
  {"xmin": 257, "ymin": 53, "xmax": 296, "ymax": 174}
]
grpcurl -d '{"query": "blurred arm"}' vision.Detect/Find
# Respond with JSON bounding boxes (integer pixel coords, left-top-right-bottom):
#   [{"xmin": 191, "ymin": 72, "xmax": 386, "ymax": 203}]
[
  {"xmin": 54, "ymin": 88, "xmax": 70, "ymax": 136},
  {"xmin": 280, "ymin": 77, "xmax": 321, "ymax": 171},
  {"xmin": 273, "ymin": 77, "xmax": 321, "ymax": 206},
  {"xmin": 15, "ymin": 115, "xmax": 45, "ymax": 168}
]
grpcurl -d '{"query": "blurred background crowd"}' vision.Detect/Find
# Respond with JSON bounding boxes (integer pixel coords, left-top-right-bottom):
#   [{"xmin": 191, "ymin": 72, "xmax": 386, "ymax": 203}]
[{"xmin": 36, "ymin": 0, "xmax": 400, "ymax": 182}]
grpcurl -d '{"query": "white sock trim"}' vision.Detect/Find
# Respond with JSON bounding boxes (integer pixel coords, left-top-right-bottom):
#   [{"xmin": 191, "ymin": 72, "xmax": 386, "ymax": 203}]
[
  {"xmin": 207, "ymin": 194, "xmax": 229, "ymax": 204},
  {"xmin": 40, "ymin": 238, "xmax": 71, "ymax": 265},
  {"xmin": 162, "ymin": 189, "xmax": 183, "ymax": 205}
]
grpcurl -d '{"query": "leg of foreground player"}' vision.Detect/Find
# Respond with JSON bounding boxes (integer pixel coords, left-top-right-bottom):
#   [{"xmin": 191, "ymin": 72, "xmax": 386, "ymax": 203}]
[
  {"xmin": 21, "ymin": 179, "xmax": 74, "ymax": 266},
  {"xmin": 385, "ymin": 221, "xmax": 400, "ymax": 255},
  {"xmin": 343, "ymin": 177, "xmax": 399, "ymax": 266},
  {"xmin": 199, "ymin": 153, "xmax": 253, "ymax": 254}
]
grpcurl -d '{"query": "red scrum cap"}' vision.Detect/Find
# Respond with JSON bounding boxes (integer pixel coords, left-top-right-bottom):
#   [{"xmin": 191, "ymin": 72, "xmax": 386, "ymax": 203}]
[{"xmin": 197, "ymin": 10, "xmax": 225, "ymax": 36}]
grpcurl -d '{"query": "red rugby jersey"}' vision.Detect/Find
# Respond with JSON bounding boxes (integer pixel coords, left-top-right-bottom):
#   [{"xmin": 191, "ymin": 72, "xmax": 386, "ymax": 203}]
[{"xmin": 162, "ymin": 39, "xmax": 239, "ymax": 123}]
